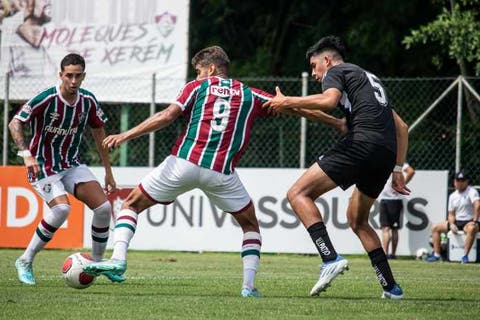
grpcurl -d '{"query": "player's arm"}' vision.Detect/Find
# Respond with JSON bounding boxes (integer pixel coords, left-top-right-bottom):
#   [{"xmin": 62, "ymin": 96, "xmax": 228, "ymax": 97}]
[
  {"xmin": 263, "ymin": 86, "xmax": 341, "ymax": 112},
  {"xmin": 285, "ymin": 108, "xmax": 347, "ymax": 134},
  {"xmin": 103, "ymin": 103, "xmax": 182, "ymax": 149},
  {"xmin": 391, "ymin": 110, "xmax": 410, "ymax": 195},
  {"xmin": 448, "ymin": 210, "xmax": 458, "ymax": 233},
  {"xmin": 8, "ymin": 117, "xmax": 40, "ymax": 179},
  {"xmin": 91, "ymin": 126, "xmax": 116, "ymax": 194},
  {"xmin": 472, "ymin": 200, "xmax": 480, "ymax": 222}
]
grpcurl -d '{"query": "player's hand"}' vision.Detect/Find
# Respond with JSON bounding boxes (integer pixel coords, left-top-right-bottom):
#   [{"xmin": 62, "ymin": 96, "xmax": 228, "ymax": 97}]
[
  {"xmin": 103, "ymin": 134, "xmax": 125, "ymax": 149},
  {"xmin": 392, "ymin": 171, "xmax": 411, "ymax": 195},
  {"xmin": 24, "ymin": 156, "xmax": 40, "ymax": 182},
  {"xmin": 450, "ymin": 223, "xmax": 458, "ymax": 234},
  {"xmin": 337, "ymin": 117, "xmax": 348, "ymax": 135},
  {"xmin": 104, "ymin": 172, "xmax": 117, "ymax": 195},
  {"xmin": 262, "ymin": 87, "xmax": 288, "ymax": 113}
]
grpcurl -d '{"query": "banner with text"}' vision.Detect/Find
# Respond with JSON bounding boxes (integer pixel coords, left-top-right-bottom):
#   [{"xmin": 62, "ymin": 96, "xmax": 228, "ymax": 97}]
[
  {"xmin": 0, "ymin": 166, "xmax": 84, "ymax": 248},
  {"xmin": 86, "ymin": 167, "xmax": 448, "ymax": 256},
  {"xmin": 0, "ymin": 0, "xmax": 189, "ymax": 103}
]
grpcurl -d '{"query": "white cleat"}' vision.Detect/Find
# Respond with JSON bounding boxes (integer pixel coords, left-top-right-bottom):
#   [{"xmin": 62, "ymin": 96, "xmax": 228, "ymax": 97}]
[{"xmin": 310, "ymin": 255, "xmax": 349, "ymax": 296}]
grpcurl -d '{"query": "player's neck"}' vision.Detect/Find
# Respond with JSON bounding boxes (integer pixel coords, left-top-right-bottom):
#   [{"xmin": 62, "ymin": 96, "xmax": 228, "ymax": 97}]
[{"xmin": 59, "ymin": 86, "xmax": 78, "ymax": 105}]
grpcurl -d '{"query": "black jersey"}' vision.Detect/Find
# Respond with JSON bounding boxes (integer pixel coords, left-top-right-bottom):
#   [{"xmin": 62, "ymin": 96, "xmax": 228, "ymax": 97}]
[{"xmin": 322, "ymin": 63, "xmax": 396, "ymax": 153}]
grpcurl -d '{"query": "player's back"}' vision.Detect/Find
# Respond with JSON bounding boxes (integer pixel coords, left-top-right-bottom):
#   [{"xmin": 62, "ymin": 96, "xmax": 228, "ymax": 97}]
[{"xmin": 172, "ymin": 76, "xmax": 271, "ymax": 174}]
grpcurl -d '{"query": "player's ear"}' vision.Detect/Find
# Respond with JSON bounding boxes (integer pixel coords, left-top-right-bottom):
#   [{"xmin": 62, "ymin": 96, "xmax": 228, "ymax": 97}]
[{"xmin": 207, "ymin": 64, "xmax": 216, "ymax": 76}]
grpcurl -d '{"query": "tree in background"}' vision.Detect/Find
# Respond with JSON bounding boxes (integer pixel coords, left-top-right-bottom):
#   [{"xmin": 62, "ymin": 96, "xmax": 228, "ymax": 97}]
[
  {"xmin": 190, "ymin": 0, "xmax": 453, "ymax": 77},
  {"xmin": 403, "ymin": 0, "xmax": 480, "ymax": 76},
  {"xmin": 403, "ymin": 0, "xmax": 480, "ymax": 120}
]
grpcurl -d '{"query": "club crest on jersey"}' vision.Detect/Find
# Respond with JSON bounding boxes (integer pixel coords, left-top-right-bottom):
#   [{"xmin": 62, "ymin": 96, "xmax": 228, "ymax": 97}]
[
  {"xmin": 155, "ymin": 12, "xmax": 177, "ymax": 38},
  {"xmin": 50, "ymin": 112, "xmax": 60, "ymax": 121},
  {"xmin": 210, "ymin": 85, "xmax": 240, "ymax": 97},
  {"xmin": 78, "ymin": 112, "xmax": 87, "ymax": 123},
  {"xmin": 42, "ymin": 184, "xmax": 52, "ymax": 193}
]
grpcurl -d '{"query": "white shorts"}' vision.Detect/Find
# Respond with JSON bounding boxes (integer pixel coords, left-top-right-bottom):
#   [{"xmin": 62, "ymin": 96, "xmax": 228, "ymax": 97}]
[
  {"xmin": 140, "ymin": 155, "xmax": 251, "ymax": 213},
  {"xmin": 31, "ymin": 165, "xmax": 98, "ymax": 203}
]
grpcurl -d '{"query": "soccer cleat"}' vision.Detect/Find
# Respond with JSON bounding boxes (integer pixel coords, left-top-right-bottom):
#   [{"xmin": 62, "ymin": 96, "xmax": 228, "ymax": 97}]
[
  {"xmin": 386, "ymin": 254, "xmax": 397, "ymax": 260},
  {"xmin": 15, "ymin": 258, "xmax": 36, "ymax": 285},
  {"xmin": 83, "ymin": 259, "xmax": 127, "ymax": 277},
  {"xmin": 382, "ymin": 284, "xmax": 404, "ymax": 299},
  {"xmin": 424, "ymin": 254, "xmax": 441, "ymax": 262},
  {"xmin": 310, "ymin": 255, "xmax": 349, "ymax": 296},
  {"xmin": 461, "ymin": 255, "xmax": 469, "ymax": 264},
  {"xmin": 103, "ymin": 272, "xmax": 126, "ymax": 282},
  {"xmin": 241, "ymin": 287, "xmax": 262, "ymax": 297}
]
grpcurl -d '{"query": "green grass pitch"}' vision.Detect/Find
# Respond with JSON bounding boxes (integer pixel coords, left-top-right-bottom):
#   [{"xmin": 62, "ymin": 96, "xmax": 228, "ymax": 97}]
[{"xmin": 1, "ymin": 249, "xmax": 479, "ymax": 319}]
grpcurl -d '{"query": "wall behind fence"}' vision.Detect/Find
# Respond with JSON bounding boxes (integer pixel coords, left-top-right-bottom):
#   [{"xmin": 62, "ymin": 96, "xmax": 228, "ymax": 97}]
[{"xmin": 1, "ymin": 76, "xmax": 479, "ymax": 184}]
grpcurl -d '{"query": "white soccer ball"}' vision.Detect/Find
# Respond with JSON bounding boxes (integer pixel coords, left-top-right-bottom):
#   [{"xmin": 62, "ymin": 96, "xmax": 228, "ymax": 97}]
[
  {"xmin": 415, "ymin": 247, "xmax": 429, "ymax": 260},
  {"xmin": 62, "ymin": 252, "xmax": 96, "ymax": 289}
]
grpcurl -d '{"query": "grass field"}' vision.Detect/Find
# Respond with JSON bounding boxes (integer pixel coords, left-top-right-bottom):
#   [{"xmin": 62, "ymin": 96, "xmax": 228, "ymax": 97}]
[{"xmin": 1, "ymin": 249, "xmax": 479, "ymax": 320}]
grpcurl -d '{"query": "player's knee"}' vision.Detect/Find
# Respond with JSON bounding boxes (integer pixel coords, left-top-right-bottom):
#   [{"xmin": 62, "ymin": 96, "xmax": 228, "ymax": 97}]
[
  {"xmin": 52, "ymin": 203, "xmax": 71, "ymax": 221},
  {"xmin": 286, "ymin": 187, "xmax": 300, "ymax": 206},
  {"xmin": 93, "ymin": 201, "xmax": 112, "ymax": 218}
]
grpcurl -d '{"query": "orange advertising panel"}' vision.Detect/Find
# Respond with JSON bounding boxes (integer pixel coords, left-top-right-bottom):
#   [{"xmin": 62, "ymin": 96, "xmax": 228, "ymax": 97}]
[{"xmin": 0, "ymin": 166, "xmax": 84, "ymax": 248}]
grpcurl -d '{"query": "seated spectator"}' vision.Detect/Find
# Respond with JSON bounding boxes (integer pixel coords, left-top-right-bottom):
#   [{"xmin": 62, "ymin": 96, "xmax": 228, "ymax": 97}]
[{"xmin": 426, "ymin": 170, "xmax": 480, "ymax": 263}]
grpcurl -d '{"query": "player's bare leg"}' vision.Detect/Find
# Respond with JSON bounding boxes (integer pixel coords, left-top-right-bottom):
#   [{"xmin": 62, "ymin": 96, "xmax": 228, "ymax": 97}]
[
  {"xmin": 287, "ymin": 164, "xmax": 349, "ymax": 296},
  {"xmin": 347, "ymin": 188, "xmax": 403, "ymax": 299}
]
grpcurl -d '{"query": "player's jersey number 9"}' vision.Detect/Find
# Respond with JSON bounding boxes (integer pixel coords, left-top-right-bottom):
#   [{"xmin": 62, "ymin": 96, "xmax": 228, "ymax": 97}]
[{"xmin": 211, "ymin": 98, "xmax": 231, "ymax": 132}]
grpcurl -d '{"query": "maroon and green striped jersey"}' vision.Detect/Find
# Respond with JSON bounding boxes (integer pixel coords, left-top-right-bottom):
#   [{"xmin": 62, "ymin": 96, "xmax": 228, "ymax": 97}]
[
  {"xmin": 14, "ymin": 85, "xmax": 107, "ymax": 180},
  {"xmin": 171, "ymin": 77, "xmax": 272, "ymax": 174}
]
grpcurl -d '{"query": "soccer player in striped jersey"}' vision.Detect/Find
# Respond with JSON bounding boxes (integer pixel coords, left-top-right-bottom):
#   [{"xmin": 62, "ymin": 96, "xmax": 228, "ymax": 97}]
[
  {"xmin": 9, "ymin": 53, "xmax": 121, "ymax": 285},
  {"xmin": 83, "ymin": 46, "xmax": 272, "ymax": 297},
  {"xmin": 264, "ymin": 36, "xmax": 409, "ymax": 299}
]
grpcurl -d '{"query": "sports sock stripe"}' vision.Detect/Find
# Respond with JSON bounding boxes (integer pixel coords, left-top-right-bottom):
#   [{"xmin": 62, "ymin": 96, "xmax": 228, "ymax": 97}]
[
  {"xmin": 92, "ymin": 225, "xmax": 110, "ymax": 233},
  {"xmin": 242, "ymin": 239, "xmax": 261, "ymax": 246},
  {"xmin": 117, "ymin": 215, "xmax": 137, "ymax": 224},
  {"xmin": 35, "ymin": 227, "xmax": 52, "ymax": 242},
  {"xmin": 115, "ymin": 223, "xmax": 136, "ymax": 232},
  {"xmin": 40, "ymin": 219, "xmax": 58, "ymax": 233},
  {"xmin": 241, "ymin": 249, "xmax": 260, "ymax": 257}
]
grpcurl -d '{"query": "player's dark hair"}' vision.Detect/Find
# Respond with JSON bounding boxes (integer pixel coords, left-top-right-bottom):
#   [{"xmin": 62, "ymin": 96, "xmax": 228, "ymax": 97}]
[
  {"xmin": 191, "ymin": 46, "xmax": 230, "ymax": 74},
  {"xmin": 60, "ymin": 53, "xmax": 85, "ymax": 71},
  {"xmin": 306, "ymin": 36, "xmax": 347, "ymax": 61}
]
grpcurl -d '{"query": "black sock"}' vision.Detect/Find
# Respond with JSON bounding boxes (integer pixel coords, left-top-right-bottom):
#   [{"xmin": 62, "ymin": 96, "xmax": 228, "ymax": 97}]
[
  {"xmin": 307, "ymin": 222, "xmax": 337, "ymax": 262},
  {"xmin": 368, "ymin": 247, "xmax": 396, "ymax": 291}
]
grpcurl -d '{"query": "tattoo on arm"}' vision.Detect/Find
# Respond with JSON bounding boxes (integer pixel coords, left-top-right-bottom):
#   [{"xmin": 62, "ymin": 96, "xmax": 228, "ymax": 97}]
[{"xmin": 8, "ymin": 119, "xmax": 28, "ymax": 150}]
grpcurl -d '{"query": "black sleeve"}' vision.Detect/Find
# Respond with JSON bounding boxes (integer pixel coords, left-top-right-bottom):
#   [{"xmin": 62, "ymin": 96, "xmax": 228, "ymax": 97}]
[{"xmin": 322, "ymin": 67, "xmax": 344, "ymax": 92}]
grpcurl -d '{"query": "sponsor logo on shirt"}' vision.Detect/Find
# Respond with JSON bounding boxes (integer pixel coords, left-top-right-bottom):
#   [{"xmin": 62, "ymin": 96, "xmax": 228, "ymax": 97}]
[
  {"xmin": 45, "ymin": 125, "xmax": 78, "ymax": 136},
  {"xmin": 210, "ymin": 85, "xmax": 240, "ymax": 97}
]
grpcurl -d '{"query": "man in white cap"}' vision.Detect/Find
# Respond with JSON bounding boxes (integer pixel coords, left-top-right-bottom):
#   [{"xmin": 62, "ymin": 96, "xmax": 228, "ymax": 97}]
[{"xmin": 426, "ymin": 170, "xmax": 480, "ymax": 263}]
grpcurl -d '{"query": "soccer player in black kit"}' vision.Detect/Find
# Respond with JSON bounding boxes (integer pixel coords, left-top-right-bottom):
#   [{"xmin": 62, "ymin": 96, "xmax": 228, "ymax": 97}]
[{"xmin": 264, "ymin": 36, "xmax": 410, "ymax": 299}]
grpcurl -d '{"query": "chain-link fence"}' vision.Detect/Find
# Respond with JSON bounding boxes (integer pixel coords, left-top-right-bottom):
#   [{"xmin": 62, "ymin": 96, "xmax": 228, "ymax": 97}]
[{"xmin": 2, "ymin": 75, "xmax": 480, "ymax": 184}]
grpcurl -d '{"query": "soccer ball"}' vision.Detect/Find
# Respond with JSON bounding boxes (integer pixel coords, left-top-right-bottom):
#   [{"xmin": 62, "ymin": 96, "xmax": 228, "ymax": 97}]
[
  {"xmin": 62, "ymin": 252, "xmax": 96, "ymax": 289},
  {"xmin": 415, "ymin": 247, "xmax": 429, "ymax": 260}
]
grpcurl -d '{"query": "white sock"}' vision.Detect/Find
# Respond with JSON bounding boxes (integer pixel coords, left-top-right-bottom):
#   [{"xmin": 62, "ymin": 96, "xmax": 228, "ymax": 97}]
[
  {"xmin": 21, "ymin": 204, "xmax": 70, "ymax": 262},
  {"xmin": 110, "ymin": 209, "xmax": 138, "ymax": 261},
  {"xmin": 91, "ymin": 201, "xmax": 112, "ymax": 261},
  {"xmin": 241, "ymin": 231, "xmax": 261, "ymax": 290}
]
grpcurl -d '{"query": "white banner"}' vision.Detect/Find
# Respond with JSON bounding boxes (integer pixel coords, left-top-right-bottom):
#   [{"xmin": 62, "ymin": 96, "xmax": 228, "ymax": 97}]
[
  {"xmin": 0, "ymin": 0, "xmax": 189, "ymax": 103},
  {"xmin": 85, "ymin": 167, "xmax": 448, "ymax": 256}
]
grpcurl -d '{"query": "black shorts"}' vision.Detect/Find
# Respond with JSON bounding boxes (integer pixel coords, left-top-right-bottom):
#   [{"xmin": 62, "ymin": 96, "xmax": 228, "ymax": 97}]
[
  {"xmin": 317, "ymin": 138, "xmax": 396, "ymax": 199},
  {"xmin": 449, "ymin": 220, "xmax": 480, "ymax": 231},
  {"xmin": 379, "ymin": 199, "xmax": 403, "ymax": 229}
]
